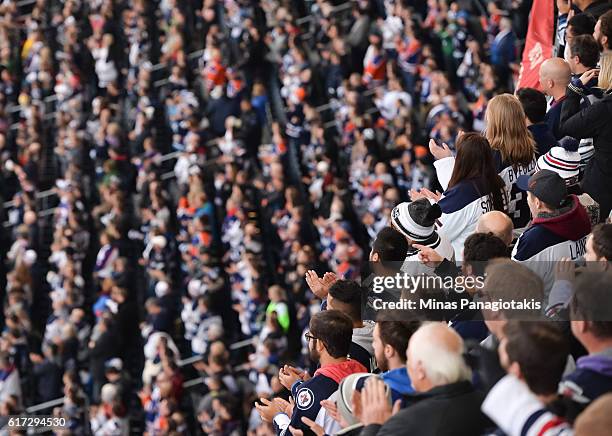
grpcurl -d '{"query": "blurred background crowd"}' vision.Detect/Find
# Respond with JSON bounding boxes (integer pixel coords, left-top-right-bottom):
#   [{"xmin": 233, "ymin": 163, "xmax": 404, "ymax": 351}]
[{"xmin": 1, "ymin": 0, "xmax": 612, "ymax": 435}]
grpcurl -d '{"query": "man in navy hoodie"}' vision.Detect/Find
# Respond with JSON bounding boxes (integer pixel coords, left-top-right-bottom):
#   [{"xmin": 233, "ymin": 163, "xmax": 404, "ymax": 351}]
[
  {"xmin": 561, "ymin": 271, "xmax": 612, "ymax": 420},
  {"xmin": 513, "ymin": 169, "xmax": 591, "ymax": 294}
]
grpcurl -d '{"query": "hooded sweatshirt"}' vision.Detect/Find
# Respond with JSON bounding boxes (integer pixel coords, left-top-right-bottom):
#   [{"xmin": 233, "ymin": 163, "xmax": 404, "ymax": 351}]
[
  {"xmin": 273, "ymin": 359, "xmax": 367, "ymax": 436},
  {"xmin": 350, "ymin": 321, "xmax": 375, "ymax": 371},
  {"xmin": 512, "ymin": 195, "xmax": 591, "ymax": 295},
  {"xmin": 559, "ymin": 347, "xmax": 612, "ymax": 418},
  {"xmin": 355, "ymin": 367, "xmax": 414, "ymax": 405}
]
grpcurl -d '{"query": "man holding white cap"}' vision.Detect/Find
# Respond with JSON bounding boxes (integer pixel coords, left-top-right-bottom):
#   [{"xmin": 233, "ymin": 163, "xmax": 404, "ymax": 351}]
[{"xmin": 390, "ymin": 199, "xmax": 455, "ymax": 275}]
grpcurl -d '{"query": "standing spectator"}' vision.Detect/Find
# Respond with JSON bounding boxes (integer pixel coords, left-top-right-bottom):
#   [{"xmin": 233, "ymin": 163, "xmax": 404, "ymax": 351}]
[
  {"xmin": 517, "ymin": 88, "xmax": 558, "ymax": 156},
  {"xmin": 513, "ymin": 170, "xmax": 591, "ymax": 292},
  {"xmin": 255, "ymin": 310, "xmax": 367, "ymax": 435},
  {"xmin": 560, "ymin": 272, "xmax": 612, "ymax": 420},
  {"xmin": 485, "ymin": 94, "xmax": 538, "ymax": 230},
  {"xmin": 561, "ymin": 51, "xmax": 612, "ymax": 219},
  {"xmin": 594, "ymin": 10, "xmax": 612, "ymax": 50},
  {"xmin": 427, "ymin": 133, "xmax": 508, "ymax": 260},
  {"xmin": 540, "ymin": 58, "xmax": 572, "ymax": 140}
]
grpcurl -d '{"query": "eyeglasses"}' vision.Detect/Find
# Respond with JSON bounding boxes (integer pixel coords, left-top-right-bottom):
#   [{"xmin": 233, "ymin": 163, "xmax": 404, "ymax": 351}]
[{"xmin": 304, "ymin": 332, "xmax": 317, "ymax": 342}]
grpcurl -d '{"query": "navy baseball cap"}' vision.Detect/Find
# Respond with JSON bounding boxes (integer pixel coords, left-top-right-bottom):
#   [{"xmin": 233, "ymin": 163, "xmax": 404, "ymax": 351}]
[{"xmin": 517, "ymin": 169, "xmax": 568, "ymax": 209}]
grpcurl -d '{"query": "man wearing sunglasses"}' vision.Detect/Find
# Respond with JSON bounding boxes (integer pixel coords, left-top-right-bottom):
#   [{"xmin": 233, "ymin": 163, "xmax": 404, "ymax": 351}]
[{"xmin": 255, "ymin": 310, "xmax": 368, "ymax": 436}]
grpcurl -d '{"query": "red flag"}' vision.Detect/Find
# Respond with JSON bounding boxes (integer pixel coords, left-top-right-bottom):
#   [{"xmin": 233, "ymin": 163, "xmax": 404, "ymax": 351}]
[{"xmin": 517, "ymin": 0, "xmax": 555, "ymax": 90}]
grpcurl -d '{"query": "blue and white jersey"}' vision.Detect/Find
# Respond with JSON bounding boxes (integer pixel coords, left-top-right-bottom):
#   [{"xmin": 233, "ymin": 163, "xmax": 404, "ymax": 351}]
[
  {"xmin": 493, "ymin": 152, "xmax": 537, "ymax": 232},
  {"xmin": 433, "ymin": 152, "xmax": 536, "ymax": 231},
  {"xmin": 438, "ymin": 178, "xmax": 505, "ymax": 261},
  {"xmin": 511, "ymin": 196, "xmax": 591, "ymax": 296},
  {"xmin": 433, "ymin": 157, "xmax": 508, "ymax": 261}
]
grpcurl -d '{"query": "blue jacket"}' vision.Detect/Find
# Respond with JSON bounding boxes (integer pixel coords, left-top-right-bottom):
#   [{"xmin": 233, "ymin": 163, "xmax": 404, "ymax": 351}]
[
  {"xmin": 490, "ymin": 31, "xmax": 516, "ymax": 67},
  {"xmin": 382, "ymin": 367, "xmax": 414, "ymax": 405}
]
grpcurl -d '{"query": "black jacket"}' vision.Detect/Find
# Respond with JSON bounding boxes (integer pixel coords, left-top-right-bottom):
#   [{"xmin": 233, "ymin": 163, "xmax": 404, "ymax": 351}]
[
  {"xmin": 360, "ymin": 381, "xmax": 490, "ymax": 436},
  {"xmin": 560, "ymin": 90, "xmax": 612, "ymax": 220},
  {"xmin": 581, "ymin": 0, "xmax": 612, "ymax": 19}
]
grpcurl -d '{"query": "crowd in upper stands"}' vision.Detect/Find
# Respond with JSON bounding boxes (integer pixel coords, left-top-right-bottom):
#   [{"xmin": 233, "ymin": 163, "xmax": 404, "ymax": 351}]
[{"xmin": 1, "ymin": 0, "xmax": 612, "ymax": 435}]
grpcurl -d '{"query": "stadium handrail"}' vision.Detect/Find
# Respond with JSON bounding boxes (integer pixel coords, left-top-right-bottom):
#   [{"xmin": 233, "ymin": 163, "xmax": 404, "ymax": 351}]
[{"xmin": 20, "ymin": 337, "xmax": 256, "ymax": 414}]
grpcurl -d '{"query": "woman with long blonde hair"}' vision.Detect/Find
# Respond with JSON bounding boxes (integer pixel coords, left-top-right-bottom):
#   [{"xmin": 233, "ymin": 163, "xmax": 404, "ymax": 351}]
[
  {"xmin": 430, "ymin": 93, "xmax": 537, "ymax": 230},
  {"xmin": 560, "ymin": 51, "xmax": 612, "ymax": 221},
  {"xmin": 485, "ymin": 94, "xmax": 537, "ymax": 168},
  {"xmin": 484, "ymin": 94, "xmax": 537, "ymax": 229}
]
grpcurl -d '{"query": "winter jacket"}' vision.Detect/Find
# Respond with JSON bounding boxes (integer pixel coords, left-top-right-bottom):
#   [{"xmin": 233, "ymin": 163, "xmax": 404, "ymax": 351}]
[
  {"xmin": 560, "ymin": 90, "xmax": 612, "ymax": 219},
  {"xmin": 360, "ymin": 381, "xmax": 490, "ymax": 436},
  {"xmin": 512, "ymin": 195, "xmax": 591, "ymax": 294}
]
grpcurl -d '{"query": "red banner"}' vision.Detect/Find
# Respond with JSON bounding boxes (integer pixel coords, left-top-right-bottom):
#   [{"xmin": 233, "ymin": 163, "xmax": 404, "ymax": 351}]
[{"xmin": 517, "ymin": 0, "xmax": 555, "ymax": 90}]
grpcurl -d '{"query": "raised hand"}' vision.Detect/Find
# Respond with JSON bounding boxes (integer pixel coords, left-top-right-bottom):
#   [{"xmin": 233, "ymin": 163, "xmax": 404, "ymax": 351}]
[
  {"xmin": 579, "ymin": 68, "xmax": 599, "ymax": 86},
  {"xmin": 555, "ymin": 257, "xmax": 576, "ymax": 282},
  {"xmin": 360, "ymin": 378, "xmax": 392, "ymax": 426},
  {"xmin": 305, "ymin": 270, "xmax": 338, "ymax": 299},
  {"xmin": 429, "ymin": 138, "xmax": 453, "ymax": 160},
  {"xmin": 413, "ymin": 243, "xmax": 444, "ymax": 268}
]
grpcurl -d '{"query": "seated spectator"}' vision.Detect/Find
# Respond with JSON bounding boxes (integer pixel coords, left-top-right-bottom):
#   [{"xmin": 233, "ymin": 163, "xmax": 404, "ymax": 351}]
[
  {"xmin": 500, "ymin": 321, "xmax": 570, "ymax": 404},
  {"xmin": 481, "ymin": 260, "xmax": 546, "ymax": 348},
  {"xmin": 480, "ymin": 320, "xmax": 571, "ymax": 435},
  {"xmin": 359, "ymin": 322, "xmax": 490, "ymax": 436},
  {"xmin": 476, "ymin": 211, "xmax": 514, "ymax": 247},
  {"xmin": 370, "ymin": 312, "xmax": 420, "ymax": 403}
]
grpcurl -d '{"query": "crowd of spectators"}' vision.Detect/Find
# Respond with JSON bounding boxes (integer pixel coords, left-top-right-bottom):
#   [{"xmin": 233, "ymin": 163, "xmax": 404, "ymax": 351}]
[{"xmin": 1, "ymin": 0, "xmax": 612, "ymax": 435}]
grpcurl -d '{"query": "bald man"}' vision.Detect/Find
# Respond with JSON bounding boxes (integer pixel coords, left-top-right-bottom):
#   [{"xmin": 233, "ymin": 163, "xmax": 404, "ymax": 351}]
[
  {"xmin": 476, "ymin": 211, "xmax": 514, "ymax": 246},
  {"xmin": 539, "ymin": 58, "xmax": 571, "ymax": 139},
  {"xmin": 359, "ymin": 322, "xmax": 490, "ymax": 436}
]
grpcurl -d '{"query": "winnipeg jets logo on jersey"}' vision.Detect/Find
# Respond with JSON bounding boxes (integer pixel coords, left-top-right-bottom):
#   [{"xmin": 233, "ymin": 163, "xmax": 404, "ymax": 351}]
[{"xmin": 296, "ymin": 388, "xmax": 314, "ymax": 410}]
